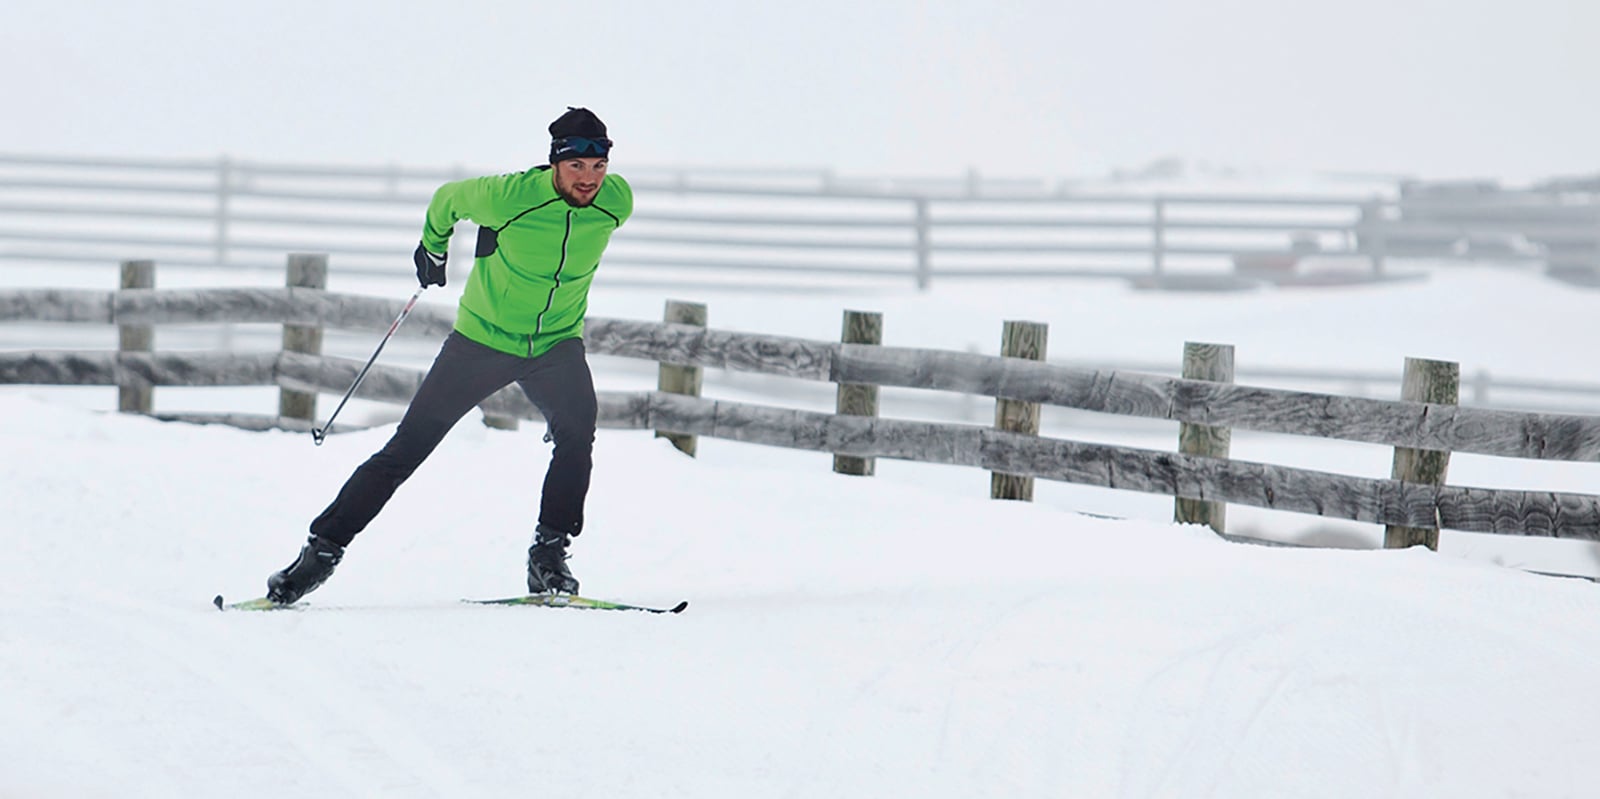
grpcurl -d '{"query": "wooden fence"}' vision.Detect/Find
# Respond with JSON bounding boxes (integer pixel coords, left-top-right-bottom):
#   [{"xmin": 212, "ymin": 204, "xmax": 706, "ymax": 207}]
[
  {"xmin": 5, "ymin": 256, "xmax": 1600, "ymax": 546},
  {"xmin": 4, "ymin": 153, "xmax": 1597, "ymax": 290}
]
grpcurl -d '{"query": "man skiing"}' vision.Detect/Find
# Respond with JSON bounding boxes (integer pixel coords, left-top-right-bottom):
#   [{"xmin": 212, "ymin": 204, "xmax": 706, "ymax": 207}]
[{"xmin": 265, "ymin": 106, "xmax": 633, "ymax": 605}]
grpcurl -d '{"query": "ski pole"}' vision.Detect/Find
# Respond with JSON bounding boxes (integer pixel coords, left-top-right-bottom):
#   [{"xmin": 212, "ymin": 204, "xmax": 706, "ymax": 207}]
[{"xmin": 311, "ymin": 286, "xmax": 425, "ymax": 446}]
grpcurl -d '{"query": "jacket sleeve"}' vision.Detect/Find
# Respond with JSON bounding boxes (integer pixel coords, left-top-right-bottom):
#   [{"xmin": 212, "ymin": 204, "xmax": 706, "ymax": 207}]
[
  {"xmin": 420, "ymin": 175, "xmax": 516, "ymax": 253},
  {"xmin": 608, "ymin": 175, "xmax": 635, "ymax": 227}
]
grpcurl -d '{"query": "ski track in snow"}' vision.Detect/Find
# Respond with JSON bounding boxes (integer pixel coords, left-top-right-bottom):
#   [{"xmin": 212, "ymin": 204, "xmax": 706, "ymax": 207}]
[{"xmin": 74, "ymin": 594, "xmax": 485, "ymax": 798}]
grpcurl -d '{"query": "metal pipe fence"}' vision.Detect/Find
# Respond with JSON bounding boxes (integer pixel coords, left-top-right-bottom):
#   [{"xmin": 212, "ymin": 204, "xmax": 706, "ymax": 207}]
[{"xmin": 4, "ymin": 152, "xmax": 1595, "ymax": 289}]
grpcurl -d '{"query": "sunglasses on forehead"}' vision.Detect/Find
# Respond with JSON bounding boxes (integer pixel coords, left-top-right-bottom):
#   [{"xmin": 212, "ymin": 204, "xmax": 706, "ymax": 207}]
[{"xmin": 552, "ymin": 136, "xmax": 612, "ymax": 157}]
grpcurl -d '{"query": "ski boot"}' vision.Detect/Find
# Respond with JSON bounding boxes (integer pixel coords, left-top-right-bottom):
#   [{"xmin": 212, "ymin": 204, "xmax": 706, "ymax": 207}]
[
  {"xmin": 266, "ymin": 534, "xmax": 345, "ymax": 605},
  {"xmin": 527, "ymin": 525, "xmax": 580, "ymax": 595}
]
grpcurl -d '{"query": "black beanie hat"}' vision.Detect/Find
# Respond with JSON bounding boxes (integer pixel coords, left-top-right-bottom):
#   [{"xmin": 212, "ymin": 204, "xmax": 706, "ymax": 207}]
[{"xmin": 549, "ymin": 107, "xmax": 611, "ymax": 162}]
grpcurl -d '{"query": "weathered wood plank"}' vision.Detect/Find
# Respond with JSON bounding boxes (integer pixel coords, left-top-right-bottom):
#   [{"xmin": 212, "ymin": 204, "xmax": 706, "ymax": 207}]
[
  {"xmin": 7, "ymin": 284, "xmax": 1600, "ymax": 462},
  {"xmin": 709, "ymin": 327, "xmax": 833, "ymax": 379},
  {"xmin": 637, "ymin": 393, "xmax": 1600, "ymax": 540},
  {"xmin": 585, "ymin": 317, "xmax": 835, "ymax": 380},
  {"xmin": 350, "ymin": 291, "xmax": 455, "ymax": 339},
  {"xmin": 583, "ymin": 317, "xmax": 686, "ymax": 362},
  {"xmin": 113, "ymin": 287, "xmax": 292, "ymax": 325},
  {"xmin": 598, "ymin": 391, "xmax": 654, "ymax": 430},
  {"xmin": 121, "ymin": 352, "xmax": 280, "ymax": 386},
  {"xmin": 0, "ymin": 351, "xmax": 119, "ymax": 384},
  {"xmin": 0, "ymin": 347, "xmax": 638, "ymax": 432},
  {"xmin": 104, "ymin": 287, "xmax": 458, "ymax": 339},
  {"xmin": 835, "ymin": 345, "xmax": 1600, "ymax": 462},
  {"xmin": 716, "ymin": 402, "xmax": 826, "ymax": 451},
  {"xmin": 6, "ymin": 336, "xmax": 1598, "ymax": 540},
  {"xmin": 0, "ymin": 289, "xmax": 113, "ymax": 322},
  {"xmin": 0, "ymin": 351, "xmax": 280, "ymax": 387}
]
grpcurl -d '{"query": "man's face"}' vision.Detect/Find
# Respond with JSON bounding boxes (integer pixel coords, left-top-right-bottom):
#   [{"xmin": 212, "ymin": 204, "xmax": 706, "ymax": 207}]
[{"xmin": 552, "ymin": 157, "xmax": 607, "ymax": 207}]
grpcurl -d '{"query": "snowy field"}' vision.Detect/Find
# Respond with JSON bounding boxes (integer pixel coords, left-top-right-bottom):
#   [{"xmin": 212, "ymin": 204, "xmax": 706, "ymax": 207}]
[
  {"xmin": 5, "ymin": 254, "xmax": 1600, "ymax": 796},
  {"xmin": 7, "ymin": 1, "xmax": 1599, "ymax": 793}
]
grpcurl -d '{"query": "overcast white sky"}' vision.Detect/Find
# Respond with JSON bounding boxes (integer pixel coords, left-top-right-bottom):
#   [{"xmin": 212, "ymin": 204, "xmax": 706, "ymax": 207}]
[{"xmin": 5, "ymin": 0, "xmax": 1595, "ymax": 182}]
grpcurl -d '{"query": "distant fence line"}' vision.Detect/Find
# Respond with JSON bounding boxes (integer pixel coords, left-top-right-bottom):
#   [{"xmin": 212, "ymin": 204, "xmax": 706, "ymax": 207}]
[
  {"xmin": 3, "ymin": 152, "xmax": 1598, "ymax": 290},
  {"xmin": 4, "ymin": 256, "xmax": 1600, "ymax": 544}
]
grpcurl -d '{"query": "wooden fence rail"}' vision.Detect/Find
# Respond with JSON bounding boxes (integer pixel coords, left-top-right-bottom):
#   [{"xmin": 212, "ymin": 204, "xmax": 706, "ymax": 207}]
[
  {"xmin": 8, "ymin": 285, "xmax": 1600, "ymax": 461},
  {"xmin": 5, "ymin": 271, "xmax": 1600, "ymax": 543},
  {"xmin": 11, "ymin": 281, "xmax": 1600, "ymax": 413},
  {"xmin": 7, "ymin": 347, "xmax": 1597, "ymax": 540}
]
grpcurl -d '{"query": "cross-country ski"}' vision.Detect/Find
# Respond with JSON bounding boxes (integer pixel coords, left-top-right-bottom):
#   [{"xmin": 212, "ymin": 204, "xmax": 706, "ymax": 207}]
[{"xmin": 466, "ymin": 594, "xmax": 688, "ymax": 613}]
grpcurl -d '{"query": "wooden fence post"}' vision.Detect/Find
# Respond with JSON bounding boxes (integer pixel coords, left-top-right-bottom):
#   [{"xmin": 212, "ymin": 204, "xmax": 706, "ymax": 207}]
[
  {"xmin": 1175, "ymin": 342, "xmax": 1235, "ymax": 532},
  {"xmin": 1385, "ymin": 356, "xmax": 1459, "ymax": 550},
  {"xmin": 117, "ymin": 259, "xmax": 155, "ymax": 413},
  {"xmin": 279, "ymin": 253, "xmax": 326, "ymax": 423},
  {"xmin": 656, "ymin": 300, "xmax": 706, "ymax": 456},
  {"xmin": 991, "ymin": 320, "xmax": 1048, "ymax": 500},
  {"xmin": 834, "ymin": 310, "xmax": 882, "ymax": 476}
]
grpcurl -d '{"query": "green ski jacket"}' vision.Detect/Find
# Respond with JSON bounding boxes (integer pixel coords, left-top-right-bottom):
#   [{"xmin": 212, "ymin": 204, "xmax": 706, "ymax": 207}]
[{"xmin": 421, "ymin": 167, "xmax": 633, "ymax": 358}]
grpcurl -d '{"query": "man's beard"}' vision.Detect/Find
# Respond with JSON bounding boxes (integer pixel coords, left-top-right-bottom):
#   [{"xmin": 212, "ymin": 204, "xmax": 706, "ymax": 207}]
[{"xmin": 554, "ymin": 177, "xmax": 597, "ymax": 207}]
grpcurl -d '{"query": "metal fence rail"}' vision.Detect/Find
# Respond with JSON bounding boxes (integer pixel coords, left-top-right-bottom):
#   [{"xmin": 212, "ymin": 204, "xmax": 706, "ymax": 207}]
[{"xmin": 5, "ymin": 152, "xmax": 1595, "ymax": 290}]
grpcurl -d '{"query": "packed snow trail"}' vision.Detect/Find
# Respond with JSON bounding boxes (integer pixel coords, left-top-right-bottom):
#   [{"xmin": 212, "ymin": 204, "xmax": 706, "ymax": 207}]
[{"xmin": 5, "ymin": 394, "xmax": 1600, "ymax": 797}]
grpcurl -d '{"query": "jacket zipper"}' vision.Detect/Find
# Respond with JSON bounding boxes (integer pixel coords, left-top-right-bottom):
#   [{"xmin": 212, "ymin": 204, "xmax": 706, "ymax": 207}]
[{"xmin": 532, "ymin": 210, "xmax": 575, "ymax": 354}]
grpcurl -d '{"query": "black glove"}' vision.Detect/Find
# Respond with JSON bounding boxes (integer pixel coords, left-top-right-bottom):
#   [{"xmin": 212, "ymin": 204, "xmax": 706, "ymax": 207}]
[{"xmin": 414, "ymin": 242, "xmax": 447, "ymax": 287}]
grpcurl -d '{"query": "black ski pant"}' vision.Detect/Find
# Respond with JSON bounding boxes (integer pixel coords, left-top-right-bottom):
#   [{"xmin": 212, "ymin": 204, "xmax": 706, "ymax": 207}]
[{"xmin": 309, "ymin": 332, "xmax": 597, "ymax": 547}]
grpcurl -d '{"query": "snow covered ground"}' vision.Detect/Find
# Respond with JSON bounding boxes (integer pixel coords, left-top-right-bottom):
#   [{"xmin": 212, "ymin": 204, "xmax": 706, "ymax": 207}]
[{"xmin": 5, "ymin": 255, "xmax": 1600, "ymax": 796}]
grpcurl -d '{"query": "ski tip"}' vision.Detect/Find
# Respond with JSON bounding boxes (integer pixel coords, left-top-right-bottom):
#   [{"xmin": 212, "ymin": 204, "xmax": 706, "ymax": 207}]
[
  {"xmin": 213, "ymin": 594, "xmax": 225, "ymax": 610},
  {"xmin": 669, "ymin": 600, "xmax": 689, "ymax": 614}
]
